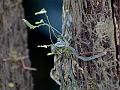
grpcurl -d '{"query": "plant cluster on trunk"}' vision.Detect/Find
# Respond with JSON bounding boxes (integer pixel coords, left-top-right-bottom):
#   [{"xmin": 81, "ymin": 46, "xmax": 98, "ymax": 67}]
[{"xmin": 51, "ymin": 0, "xmax": 120, "ymax": 90}]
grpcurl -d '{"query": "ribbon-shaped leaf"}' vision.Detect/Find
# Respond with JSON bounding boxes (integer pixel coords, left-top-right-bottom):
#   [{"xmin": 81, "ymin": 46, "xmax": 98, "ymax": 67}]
[
  {"xmin": 35, "ymin": 8, "xmax": 47, "ymax": 15},
  {"xmin": 35, "ymin": 19, "xmax": 44, "ymax": 24},
  {"xmin": 22, "ymin": 19, "xmax": 36, "ymax": 29}
]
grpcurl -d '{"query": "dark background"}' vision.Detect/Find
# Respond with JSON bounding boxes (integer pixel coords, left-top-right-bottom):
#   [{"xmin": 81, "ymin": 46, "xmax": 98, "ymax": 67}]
[{"xmin": 23, "ymin": 0, "xmax": 62, "ymax": 90}]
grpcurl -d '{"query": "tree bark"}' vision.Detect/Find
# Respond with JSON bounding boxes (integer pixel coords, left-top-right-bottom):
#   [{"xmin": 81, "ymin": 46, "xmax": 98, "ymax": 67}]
[
  {"xmin": 52, "ymin": 0, "xmax": 120, "ymax": 90},
  {"xmin": 114, "ymin": 0, "xmax": 120, "ymax": 81},
  {"xmin": 0, "ymin": 0, "xmax": 33, "ymax": 90}
]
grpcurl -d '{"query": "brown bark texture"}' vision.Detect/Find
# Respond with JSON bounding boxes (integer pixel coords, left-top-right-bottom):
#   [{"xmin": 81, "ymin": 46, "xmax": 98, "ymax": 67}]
[
  {"xmin": 51, "ymin": 0, "xmax": 120, "ymax": 90},
  {"xmin": 0, "ymin": 0, "xmax": 33, "ymax": 90}
]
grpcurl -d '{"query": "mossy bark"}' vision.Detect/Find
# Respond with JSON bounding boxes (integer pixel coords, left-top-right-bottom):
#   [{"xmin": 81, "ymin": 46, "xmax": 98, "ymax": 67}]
[
  {"xmin": 0, "ymin": 0, "xmax": 33, "ymax": 90},
  {"xmin": 52, "ymin": 0, "xmax": 120, "ymax": 90}
]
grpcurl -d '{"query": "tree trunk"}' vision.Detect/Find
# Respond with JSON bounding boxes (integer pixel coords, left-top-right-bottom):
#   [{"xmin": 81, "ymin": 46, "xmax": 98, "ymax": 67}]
[
  {"xmin": 0, "ymin": 0, "xmax": 33, "ymax": 90},
  {"xmin": 114, "ymin": 0, "xmax": 120, "ymax": 81},
  {"xmin": 52, "ymin": 0, "xmax": 120, "ymax": 90}
]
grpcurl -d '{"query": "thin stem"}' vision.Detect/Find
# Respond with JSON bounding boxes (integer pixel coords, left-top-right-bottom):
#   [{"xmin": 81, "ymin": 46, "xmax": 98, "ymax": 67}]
[{"xmin": 45, "ymin": 13, "xmax": 61, "ymax": 38}]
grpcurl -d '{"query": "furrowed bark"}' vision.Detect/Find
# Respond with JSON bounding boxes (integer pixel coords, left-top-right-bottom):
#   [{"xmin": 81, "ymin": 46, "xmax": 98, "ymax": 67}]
[
  {"xmin": 0, "ymin": 0, "xmax": 33, "ymax": 90},
  {"xmin": 51, "ymin": 0, "xmax": 120, "ymax": 90},
  {"xmin": 114, "ymin": 0, "xmax": 120, "ymax": 81}
]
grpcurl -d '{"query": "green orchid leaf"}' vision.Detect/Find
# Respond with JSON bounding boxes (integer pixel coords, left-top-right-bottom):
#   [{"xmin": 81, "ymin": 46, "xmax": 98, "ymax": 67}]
[
  {"xmin": 37, "ymin": 45, "xmax": 51, "ymax": 48},
  {"xmin": 47, "ymin": 53, "xmax": 54, "ymax": 56},
  {"xmin": 35, "ymin": 8, "xmax": 47, "ymax": 15},
  {"xmin": 35, "ymin": 19, "xmax": 44, "ymax": 24},
  {"xmin": 22, "ymin": 19, "xmax": 36, "ymax": 29}
]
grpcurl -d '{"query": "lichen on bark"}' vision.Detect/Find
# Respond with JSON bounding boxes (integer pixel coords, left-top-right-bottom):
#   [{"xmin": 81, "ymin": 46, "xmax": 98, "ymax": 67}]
[{"xmin": 51, "ymin": 0, "xmax": 120, "ymax": 90}]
